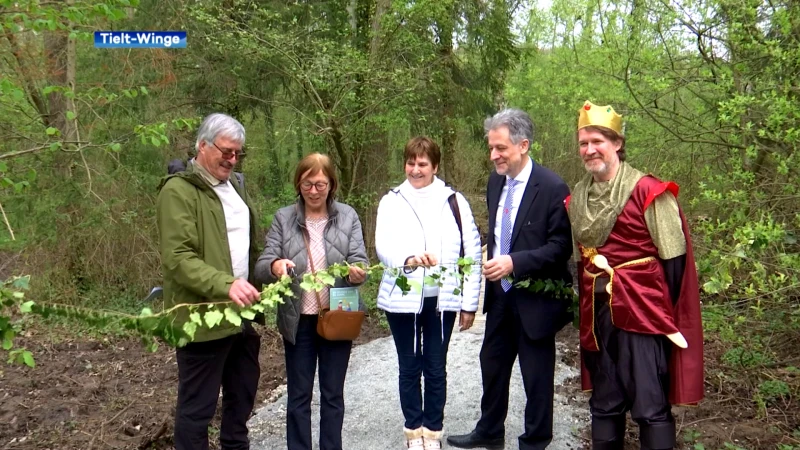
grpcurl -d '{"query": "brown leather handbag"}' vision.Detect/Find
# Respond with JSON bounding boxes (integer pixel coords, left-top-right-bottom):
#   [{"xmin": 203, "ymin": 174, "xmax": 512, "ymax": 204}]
[{"xmin": 303, "ymin": 231, "xmax": 364, "ymax": 341}]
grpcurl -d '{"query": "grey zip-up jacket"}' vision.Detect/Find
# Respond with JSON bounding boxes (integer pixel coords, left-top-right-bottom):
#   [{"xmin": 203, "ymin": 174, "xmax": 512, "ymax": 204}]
[{"xmin": 255, "ymin": 199, "xmax": 368, "ymax": 344}]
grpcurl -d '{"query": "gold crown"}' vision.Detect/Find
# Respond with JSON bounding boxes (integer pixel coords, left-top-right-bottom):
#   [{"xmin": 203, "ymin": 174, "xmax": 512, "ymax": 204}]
[{"xmin": 578, "ymin": 100, "xmax": 623, "ymax": 135}]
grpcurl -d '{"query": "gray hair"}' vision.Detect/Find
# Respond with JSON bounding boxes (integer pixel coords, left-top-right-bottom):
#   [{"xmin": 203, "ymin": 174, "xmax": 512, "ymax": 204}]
[
  {"xmin": 195, "ymin": 113, "xmax": 246, "ymax": 152},
  {"xmin": 484, "ymin": 108, "xmax": 535, "ymax": 145}
]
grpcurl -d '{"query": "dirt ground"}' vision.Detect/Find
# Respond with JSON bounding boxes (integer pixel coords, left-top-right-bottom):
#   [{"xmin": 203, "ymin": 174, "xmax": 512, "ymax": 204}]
[
  {"xmin": 2, "ymin": 312, "xmax": 797, "ymax": 450},
  {"xmin": 0, "ymin": 313, "xmax": 389, "ymax": 450}
]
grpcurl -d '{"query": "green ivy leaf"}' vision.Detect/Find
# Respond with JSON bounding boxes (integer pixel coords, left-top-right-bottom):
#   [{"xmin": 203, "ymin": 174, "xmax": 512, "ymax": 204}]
[
  {"xmin": 22, "ymin": 351, "xmax": 35, "ymax": 368},
  {"xmin": 146, "ymin": 340, "xmax": 159, "ymax": 352},
  {"xmin": 109, "ymin": 143, "xmax": 122, "ymax": 152},
  {"xmin": 140, "ymin": 307, "xmax": 154, "ymax": 316},
  {"xmin": 452, "ymin": 288, "xmax": 461, "ymax": 295},
  {"xmin": 204, "ymin": 309, "xmax": 224, "ymax": 328},
  {"xmin": 224, "ymin": 307, "xmax": 242, "ymax": 327},
  {"xmin": 317, "ymin": 272, "xmax": 335, "ymax": 286},
  {"xmin": 66, "ymin": 110, "xmax": 76, "ymax": 120},
  {"xmin": 182, "ymin": 321, "xmax": 197, "ymax": 340},
  {"xmin": 2, "ymin": 329, "xmax": 14, "ymax": 350},
  {"xmin": 189, "ymin": 312, "xmax": 202, "ymax": 325},
  {"xmin": 240, "ymin": 309, "xmax": 256, "ymax": 320},
  {"xmin": 151, "ymin": 136, "xmax": 161, "ymax": 147},
  {"xmin": 45, "ymin": 127, "xmax": 59, "ymax": 136},
  {"xmin": 395, "ymin": 274, "xmax": 411, "ymax": 294},
  {"xmin": 20, "ymin": 301, "xmax": 34, "ymax": 313},
  {"xmin": 329, "ymin": 264, "xmax": 348, "ymax": 278}
]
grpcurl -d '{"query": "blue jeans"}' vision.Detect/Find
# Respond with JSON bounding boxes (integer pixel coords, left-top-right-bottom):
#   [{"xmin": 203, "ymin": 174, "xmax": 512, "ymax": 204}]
[
  {"xmin": 386, "ymin": 296, "xmax": 457, "ymax": 431},
  {"xmin": 284, "ymin": 315, "xmax": 352, "ymax": 450}
]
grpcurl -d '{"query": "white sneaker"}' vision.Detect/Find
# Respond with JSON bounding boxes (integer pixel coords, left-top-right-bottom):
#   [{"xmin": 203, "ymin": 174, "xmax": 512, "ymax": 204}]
[
  {"xmin": 422, "ymin": 427, "xmax": 443, "ymax": 450},
  {"xmin": 404, "ymin": 427, "xmax": 424, "ymax": 450}
]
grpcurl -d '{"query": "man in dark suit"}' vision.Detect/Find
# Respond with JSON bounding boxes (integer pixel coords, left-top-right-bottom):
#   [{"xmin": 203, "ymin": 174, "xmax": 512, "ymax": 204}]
[{"xmin": 448, "ymin": 109, "xmax": 573, "ymax": 450}]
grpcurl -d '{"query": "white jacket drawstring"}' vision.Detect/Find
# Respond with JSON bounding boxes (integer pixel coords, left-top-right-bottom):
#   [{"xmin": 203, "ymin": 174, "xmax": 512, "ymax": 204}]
[{"xmin": 414, "ymin": 314, "xmax": 418, "ymax": 356}]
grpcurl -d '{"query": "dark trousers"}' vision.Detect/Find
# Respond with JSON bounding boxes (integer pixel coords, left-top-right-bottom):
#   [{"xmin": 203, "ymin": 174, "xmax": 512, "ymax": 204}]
[
  {"xmin": 284, "ymin": 314, "xmax": 352, "ymax": 450},
  {"xmin": 174, "ymin": 322, "xmax": 261, "ymax": 450},
  {"xmin": 476, "ymin": 293, "xmax": 556, "ymax": 450},
  {"xmin": 385, "ymin": 296, "xmax": 457, "ymax": 431},
  {"xmin": 584, "ymin": 294, "xmax": 675, "ymax": 450}
]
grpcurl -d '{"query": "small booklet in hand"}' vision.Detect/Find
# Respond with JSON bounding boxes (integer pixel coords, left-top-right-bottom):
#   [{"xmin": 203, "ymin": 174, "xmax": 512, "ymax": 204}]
[{"xmin": 329, "ymin": 287, "xmax": 359, "ymax": 311}]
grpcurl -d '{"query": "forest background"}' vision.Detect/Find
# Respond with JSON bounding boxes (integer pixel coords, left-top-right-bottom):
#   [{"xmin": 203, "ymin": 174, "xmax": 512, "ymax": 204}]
[{"xmin": 0, "ymin": 0, "xmax": 798, "ymax": 449}]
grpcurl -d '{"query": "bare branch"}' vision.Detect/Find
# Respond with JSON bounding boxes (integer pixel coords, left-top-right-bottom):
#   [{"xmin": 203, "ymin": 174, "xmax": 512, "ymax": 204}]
[
  {"xmin": 0, "ymin": 200, "xmax": 14, "ymax": 241},
  {"xmin": 0, "ymin": 144, "xmax": 50, "ymax": 160}
]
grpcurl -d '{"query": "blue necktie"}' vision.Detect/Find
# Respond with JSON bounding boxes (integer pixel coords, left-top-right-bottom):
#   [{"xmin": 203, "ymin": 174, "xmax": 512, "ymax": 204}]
[{"xmin": 500, "ymin": 179, "xmax": 520, "ymax": 292}]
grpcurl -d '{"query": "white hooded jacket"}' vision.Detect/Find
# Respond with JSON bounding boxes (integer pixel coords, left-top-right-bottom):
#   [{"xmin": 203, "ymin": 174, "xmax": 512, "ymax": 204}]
[{"xmin": 375, "ymin": 177, "xmax": 482, "ymax": 313}]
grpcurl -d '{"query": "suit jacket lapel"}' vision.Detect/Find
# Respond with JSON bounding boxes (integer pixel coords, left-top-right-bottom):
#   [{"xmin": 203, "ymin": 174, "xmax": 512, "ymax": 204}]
[
  {"xmin": 511, "ymin": 163, "xmax": 539, "ymax": 249},
  {"xmin": 486, "ymin": 172, "xmax": 505, "ymax": 257}
]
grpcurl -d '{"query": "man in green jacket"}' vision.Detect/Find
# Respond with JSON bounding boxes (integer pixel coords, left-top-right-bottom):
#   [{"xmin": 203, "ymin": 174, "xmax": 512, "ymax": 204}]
[{"xmin": 156, "ymin": 113, "xmax": 262, "ymax": 450}]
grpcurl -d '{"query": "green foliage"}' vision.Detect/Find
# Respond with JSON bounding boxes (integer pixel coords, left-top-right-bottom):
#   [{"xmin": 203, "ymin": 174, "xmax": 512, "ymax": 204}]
[
  {"xmin": 757, "ymin": 380, "xmax": 790, "ymax": 404},
  {"xmin": 0, "ymin": 276, "xmax": 35, "ymax": 367},
  {"xmin": 723, "ymin": 442, "xmax": 751, "ymax": 450},
  {"xmin": 682, "ymin": 428, "xmax": 704, "ymax": 450},
  {"xmin": 722, "ymin": 346, "xmax": 774, "ymax": 369},
  {"xmin": 514, "ymin": 277, "xmax": 579, "ymax": 326}
]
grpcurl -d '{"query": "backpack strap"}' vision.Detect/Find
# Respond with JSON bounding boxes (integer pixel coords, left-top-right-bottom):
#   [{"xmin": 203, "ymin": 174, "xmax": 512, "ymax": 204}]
[{"xmin": 447, "ymin": 193, "xmax": 465, "ymax": 265}]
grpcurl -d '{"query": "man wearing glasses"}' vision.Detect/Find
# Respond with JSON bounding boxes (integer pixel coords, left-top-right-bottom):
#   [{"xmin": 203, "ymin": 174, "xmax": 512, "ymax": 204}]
[{"xmin": 156, "ymin": 113, "xmax": 263, "ymax": 450}]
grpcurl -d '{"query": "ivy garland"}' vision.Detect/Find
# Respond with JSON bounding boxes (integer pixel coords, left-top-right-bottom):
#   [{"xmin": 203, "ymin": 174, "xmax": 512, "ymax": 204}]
[{"xmin": 2, "ymin": 256, "xmax": 576, "ymax": 367}]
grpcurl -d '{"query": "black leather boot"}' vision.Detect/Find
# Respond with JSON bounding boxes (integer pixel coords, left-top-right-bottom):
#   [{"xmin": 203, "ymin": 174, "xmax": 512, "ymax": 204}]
[
  {"xmin": 591, "ymin": 415, "xmax": 626, "ymax": 450},
  {"xmin": 639, "ymin": 421, "xmax": 676, "ymax": 450}
]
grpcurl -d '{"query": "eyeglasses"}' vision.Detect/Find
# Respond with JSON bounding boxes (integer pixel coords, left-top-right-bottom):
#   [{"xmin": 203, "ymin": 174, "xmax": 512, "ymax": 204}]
[
  {"xmin": 300, "ymin": 181, "xmax": 329, "ymax": 191},
  {"xmin": 210, "ymin": 141, "xmax": 246, "ymax": 160}
]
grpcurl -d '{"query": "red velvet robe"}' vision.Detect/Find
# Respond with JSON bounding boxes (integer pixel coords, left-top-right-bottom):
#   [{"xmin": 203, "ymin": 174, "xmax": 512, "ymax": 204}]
[{"xmin": 567, "ymin": 176, "xmax": 704, "ymax": 406}]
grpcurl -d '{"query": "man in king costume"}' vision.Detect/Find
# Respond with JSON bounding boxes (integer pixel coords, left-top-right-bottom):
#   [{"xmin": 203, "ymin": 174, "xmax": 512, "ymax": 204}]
[{"xmin": 565, "ymin": 101, "xmax": 704, "ymax": 450}]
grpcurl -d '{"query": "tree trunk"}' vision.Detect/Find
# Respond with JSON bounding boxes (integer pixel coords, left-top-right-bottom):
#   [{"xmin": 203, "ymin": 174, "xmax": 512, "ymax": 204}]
[
  {"xmin": 44, "ymin": 2, "xmax": 77, "ymax": 143},
  {"xmin": 435, "ymin": 0, "xmax": 457, "ymax": 187}
]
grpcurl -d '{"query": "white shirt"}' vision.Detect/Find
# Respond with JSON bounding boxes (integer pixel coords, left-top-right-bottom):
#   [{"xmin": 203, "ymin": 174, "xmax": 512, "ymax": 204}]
[
  {"xmin": 193, "ymin": 160, "xmax": 251, "ymax": 280},
  {"xmin": 213, "ymin": 180, "xmax": 251, "ymax": 280},
  {"xmin": 493, "ymin": 157, "xmax": 533, "ymax": 259}
]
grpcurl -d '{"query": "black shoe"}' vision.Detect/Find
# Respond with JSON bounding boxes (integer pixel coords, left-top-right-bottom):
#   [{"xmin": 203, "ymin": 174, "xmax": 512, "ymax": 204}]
[{"xmin": 447, "ymin": 430, "xmax": 505, "ymax": 449}]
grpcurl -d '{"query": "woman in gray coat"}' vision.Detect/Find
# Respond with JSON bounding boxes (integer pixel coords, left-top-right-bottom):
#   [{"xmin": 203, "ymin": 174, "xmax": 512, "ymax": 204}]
[{"xmin": 255, "ymin": 153, "xmax": 368, "ymax": 450}]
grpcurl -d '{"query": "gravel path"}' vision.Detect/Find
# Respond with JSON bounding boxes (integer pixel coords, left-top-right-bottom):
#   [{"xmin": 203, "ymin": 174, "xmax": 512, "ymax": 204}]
[{"xmin": 248, "ymin": 321, "xmax": 588, "ymax": 449}]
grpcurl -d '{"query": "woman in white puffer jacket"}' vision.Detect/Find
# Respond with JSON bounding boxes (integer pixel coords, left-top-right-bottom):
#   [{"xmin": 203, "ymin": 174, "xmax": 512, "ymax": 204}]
[{"xmin": 375, "ymin": 136, "xmax": 482, "ymax": 450}]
